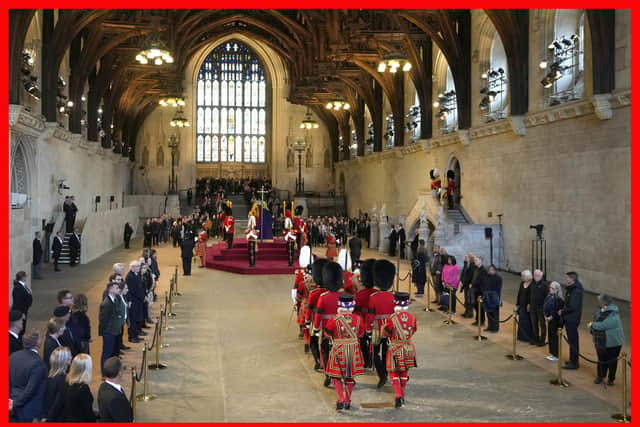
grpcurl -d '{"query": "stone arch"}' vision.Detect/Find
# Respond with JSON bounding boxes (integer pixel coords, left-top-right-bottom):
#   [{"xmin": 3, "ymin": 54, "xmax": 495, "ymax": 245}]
[
  {"xmin": 475, "ymin": 11, "xmax": 509, "ymax": 122},
  {"xmin": 446, "ymin": 155, "xmax": 462, "ymax": 208},
  {"xmin": 10, "ymin": 132, "xmax": 37, "ymax": 208},
  {"xmin": 433, "ymin": 50, "xmax": 457, "ymax": 133}
]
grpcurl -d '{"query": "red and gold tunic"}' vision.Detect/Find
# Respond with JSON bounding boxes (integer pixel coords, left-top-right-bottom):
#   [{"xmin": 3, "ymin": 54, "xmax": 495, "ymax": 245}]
[
  {"xmin": 367, "ymin": 290, "xmax": 395, "ymax": 338},
  {"xmin": 325, "ymin": 234, "xmax": 338, "ymax": 259},
  {"xmin": 342, "ymin": 271, "xmax": 354, "ymax": 295},
  {"xmin": 223, "ymin": 216, "xmax": 235, "ymax": 234},
  {"xmin": 195, "ymin": 231, "xmax": 208, "ymax": 257},
  {"xmin": 305, "ymin": 287, "xmax": 325, "ymax": 324},
  {"xmin": 355, "ymin": 288, "xmax": 377, "ymax": 331},
  {"xmin": 324, "ymin": 313, "xmax": 365, "ymax": 379},
  {"xmin": 293, "ymin": 269, "xmax": 306, "ymax": 325},
  {"xmin": 382, "ymin": 311, "xmax": 418, "ymax": 372},
  {"xmin": 313, "ymin": 291, "xmax": 340, "ymax": 331}
]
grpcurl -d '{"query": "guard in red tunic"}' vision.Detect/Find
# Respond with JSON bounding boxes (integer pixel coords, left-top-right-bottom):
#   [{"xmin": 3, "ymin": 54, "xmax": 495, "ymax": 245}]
[
  {"xmin": 222, "ymin": 204, "xmax": 235, "ymax": 249},
  {"xmin": 292, "ymin": 246, "xmax": 314, "ymax": 347},
  {"xmin": 195, "ymin": 230, "xmax": 208, "ymax": 268},
  {"xmin": 368, "ymin": 259, "xmax": 396, "ymax": 388},
  {"xmin": 325, "ymin": 233, "xmax": 338, "ymax": 260},
  {"xmin": 313, "ymin": 261, "xmax": 343, "ymax": 388},
  {"xmin": 382, "ymin": 292, "xmax": 417, "ymax": 408},
  {"xmin": 306, "ymin": 258, "xmax": 329, "ymax": 370},
  {"xmin": 324, "ymin": 293, "xmax": 365, "ymax": 411},
  {"xmin": 283, "ymin": 226, "xmax": 297, "ymax": 267},
  {"xmin": 355, "ymin": 259, "xmax": 377, "ymax": 369},
  {"xmin": 293, "ymin": 205, "xmax": 308, "ymax": 248}
]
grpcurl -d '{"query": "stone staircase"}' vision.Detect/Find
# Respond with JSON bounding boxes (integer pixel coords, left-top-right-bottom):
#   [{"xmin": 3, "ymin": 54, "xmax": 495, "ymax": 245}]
[
  {"xmin": 447, "ymin": 208, "xmax": 469, "ymax": 224},
  {"xmin": 57, "ymin": 232, "xmax": 81, "ymax": 264},
  {"xmin": 229, "ymin": 195, "xmax": 250, "ymax": 236}
]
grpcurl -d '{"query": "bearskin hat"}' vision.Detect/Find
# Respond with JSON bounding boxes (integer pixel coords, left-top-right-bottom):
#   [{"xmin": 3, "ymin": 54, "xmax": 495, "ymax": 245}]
[
  {"xmin": 429, "ymin": 168, "xmax": 440, "ymax": 180},
  {"xmin": 223, "ymin": 204, "xmax": 232, "ymax": 216},
  {"xmin": 322, "ymin": 261, "xmax": 343, "ymax": 292},
  {"xmin": 311, "ymin": 258, "xmax": 330, "ymax": 287},
  {"xmin": 373, "ymin": 259, "xmax": 395, "ymax": 291},
  {"xmin": 447, "ymin": 170, "xmax": 455, "ymax": 180},
  {"xmin": 359, "ymin": 259, "xmax": 376, "ymax": 289},
  {"xmin": 295, "ymin": 205, "xmax": 304, "ymax": 216}
]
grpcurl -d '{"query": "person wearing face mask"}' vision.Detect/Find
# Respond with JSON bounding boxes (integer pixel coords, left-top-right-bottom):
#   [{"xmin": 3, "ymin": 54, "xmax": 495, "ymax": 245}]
[
  {"xmin": 482, "ymin": 265, "xmax": 503, "ymax": 332},
  {"xmin": 543, "ymin": 281, "xmax": 564, "ymax": 361},
  {"xmin": 589, "ymin": 294, "xmax": 624, "ymax": 385}
]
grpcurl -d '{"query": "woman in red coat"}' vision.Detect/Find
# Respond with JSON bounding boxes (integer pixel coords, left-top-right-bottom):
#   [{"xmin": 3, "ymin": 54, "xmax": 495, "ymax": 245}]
[
  {"xmin": 325, "ymin": 233, "xmax": 338, "ymax": 260},
  {"xmin": 382, "ymin": 292, "xmax": 417, "ymax": 408}
]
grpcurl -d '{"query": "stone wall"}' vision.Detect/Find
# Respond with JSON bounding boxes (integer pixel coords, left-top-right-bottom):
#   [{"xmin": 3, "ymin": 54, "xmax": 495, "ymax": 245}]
[
  {"xmin": 336, "ymin": 98, "xmax": 630, "ymax": 300},
  {"xmin": 123, "ymin": 195, "xmax": 171, "ymax": 219},
  {"xmin": 9, "ymin": 106, "xmax": 132, "ymax": 293},
  {"xmin": 80, "ymin": 206, "xmax": 139, "ymax": 264}
]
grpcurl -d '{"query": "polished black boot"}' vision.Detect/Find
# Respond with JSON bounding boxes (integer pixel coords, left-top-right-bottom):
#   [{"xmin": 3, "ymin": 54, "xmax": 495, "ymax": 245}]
[
  {"xmin": 304, "ymin": 343, "xmax": 310, "ymax": 353},
  {"xmin": 376, "ymin": 376, "xmax": 387, "ymax": 389},
  {"xmin": 395, "ymin": 397, "xmax": 403, "ymax": 408}
]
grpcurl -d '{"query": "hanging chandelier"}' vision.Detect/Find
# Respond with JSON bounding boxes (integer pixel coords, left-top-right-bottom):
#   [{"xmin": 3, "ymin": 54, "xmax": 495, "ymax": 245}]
[
  {"xmin": 325, "ymin": 98, "xmax": 350, "ymax": 111},
  {"xmin": 159, "ymin": 95, "xmax": 185, "ymax": 107},
  {"xmin": 170, "ymin": 108, "xmax": 189, "ymax": 127},
  {"xmin": 377, "ymin": 52, "xmax": 412, "ymax": 73},
  {"xmin": 299, "ymin": 109, "xmax": 319, "ymax": 129},
  {"xmin": 135, "ymin": 31, "xmax": 173, "ymax": 65}
]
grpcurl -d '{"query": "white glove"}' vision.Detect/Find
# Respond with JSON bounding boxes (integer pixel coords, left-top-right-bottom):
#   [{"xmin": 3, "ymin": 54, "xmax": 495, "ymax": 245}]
[{"xmin": 291, "ymin": 288, "xmax": 297, "ymax": 304}]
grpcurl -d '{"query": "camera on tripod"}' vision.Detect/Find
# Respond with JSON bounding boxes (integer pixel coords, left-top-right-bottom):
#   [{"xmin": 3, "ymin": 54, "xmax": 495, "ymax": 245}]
[{"xmin": 529, "ymin": 224, "xmax": 544, "ymax": 239}]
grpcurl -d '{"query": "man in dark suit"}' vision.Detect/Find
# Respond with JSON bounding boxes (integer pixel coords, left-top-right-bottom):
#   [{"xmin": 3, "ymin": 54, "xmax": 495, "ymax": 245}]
[
  {"xmin": 51, "ymin": 231, "xmax": 64, "ymax": 272},
  {"xmin": 99, "ymin": 282, "xmax": 125, "ymax": 369},
  {"xmin": 398, "ymin": 224, "xmax": 406, "ymax": 259},
  {"xmin": 9, "ymin": 310, "xmax": 24, "ymax": 355},
  {"xmin": 142, "ymin": 219, "xmax": 152, "ymax": 247},
  {"xmin": 63, "ymin": 196, "xmax": 78, "ymax": 233},
  {"xmin": 181, "ymin": 235, "xmax": 196, "ymax": 276},
  {"xmin": 68, "ymin": 228, "xmax": 81, "ymax": 266},
  {"xmin": 53, "ymin": 304, "xmax": 79, "ymax": 356},
  {"xmin": 560, "ymin": 272, "xmax": 584, "ymax": 370},
  {"xmin": 98, "ymin": 357, "xmax": 134, "ymax": 422},
  {"xmin": 348, "ymin": 236, "xmax": 362, "ymax": 270},
  {"xmin": 11, "ymin": 271, "xmax": 32, "ymax": 339},
  {"xmin": 32, "ymin": 232, "xmax": 43, "ymax": 279},
  {"xmin": 123, "ymin": 222, "xmax": 133, "ymax": 249},
  {"xmin": 125, "ymin": 261, "xmax": 144, "ymax": 343},
  {"xmin": 388, "ymin": 226, "xmax": 397, "ymax": 257},
  {"xmin": 9, "ymin": 330, "xmax": 47, "ymax": 422}
]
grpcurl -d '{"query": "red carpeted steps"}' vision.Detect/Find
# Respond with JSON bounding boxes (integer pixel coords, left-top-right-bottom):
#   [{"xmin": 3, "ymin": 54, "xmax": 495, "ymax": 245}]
[{"xmin": 205, "ymin": 238, "xmax": 300, "ymax": 274}]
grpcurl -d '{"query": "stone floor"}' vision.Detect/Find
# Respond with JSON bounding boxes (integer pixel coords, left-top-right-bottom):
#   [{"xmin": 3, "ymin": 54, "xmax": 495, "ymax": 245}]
[{"xmin": 23, "ymin": 238, "xmax": 628, "ymax": 422}]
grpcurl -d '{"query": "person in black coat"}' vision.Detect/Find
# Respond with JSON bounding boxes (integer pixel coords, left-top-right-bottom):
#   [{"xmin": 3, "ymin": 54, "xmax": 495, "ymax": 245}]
[
  {"xmin": 125, "ymin": 262, "xmax": 144, "ymax": 343},
  {"xmin": 69, "ymin": 294, "xmax": 91, "ymax": 354},
  {"xmin": 151, "ymin": 219, "xmax": 160, "ymax": 246},
  {"xmin": 411, "ymin": 240, "xmax": 428, "ymax": 296},
  {"xmin": 40, "ymin": 346, "xmax": 72, "ymax": 422},
  {"xmin": 54, "ymin": 303, "xmax": 80, "ymax": 357},
  {"xmin": 181, "ymin": 235, "xmax": 196, "ymax": 276},
  {"xmin": 543, "ymin": 281, "xmax": 565, "ymax": 361},
  {"xmin": 52, "ymin": 231, "xmax": 64, "ymax": 272},
  {"xmin": 482, "ymin": 265, "xmax": 503, "ymax": 332},
  {"xmin": 470, "ymin": 256, "xmax": 487, "ymax": 325},
  {"xmin": 10, "ymin": 331, "xmax": 47, "ymax": 422},
  {"xmin": 123, "ymin": 222, "xmax": 133, "ymax": 249},
  {"xmin": 387, "ymin": 226, "xmax": 397, "ymax": 257},
  {"xmin": 43, "ymin": 318, "xmax": 66, "ymax": 372},
  {"xmin": 68, "ymin": 229, "xmax": 81, "ymax": 267},
  {"xmin": 63, "ymin": 196, "xmax": 78, "ymax": 233},
  {"xmin": 516, "ymin": 270, "xmax": 535, "ymax": 343},
  {"xmin": 98, "ymin": 357, "xmax": 134, "ymax": 422},
  {"xmin": 10, "ymin": 309, "xmax": 24, "ymax": 355},
  {"xmin": 559, "ymin": 272, "xmax": 584, "ymax": 369},
  {"xmin": 99, "ymin": 282, "xmax": 125, "ymax": 369},
  {"xmin": 529, "ymin": 269, "xmax": 549, "ymax": 346},
  {"xmin": 459, "ymin": 254, "xmax": 476, "ymax": 318},
  {"xmin": 410, "ymin": 232, "xmax": 419, "ymax": 261},
  {"xmin": 32, "ymin": 232, "xmax": 43, "ymax": 279},
  {"xmin": 11, "ymin": 271, "xmax": 32, "ymax": 339},
  {"xmin": 348, "ymin": 236, "xmax": 362, "ymax": 268},
  {"xmin": 60, "ymin": 354, "xmax": 97, "ymax": 422},
  {"xmin": 142, "ymin": 219, "xmax": 152, "ymax": 247},
  {"xmin": 397, "ymin": 225, "xmax": 406, "ymax": 259}
]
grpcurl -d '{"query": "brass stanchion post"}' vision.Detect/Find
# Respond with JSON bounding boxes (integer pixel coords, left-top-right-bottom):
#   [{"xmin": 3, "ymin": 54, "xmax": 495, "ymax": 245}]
[
  {"xmin": 130, "ymin": 367, "xmax": 137, "ymax": 420},
  {"xmin": 612, "ymin": 352, "xmax": 630, "ymax": 422},
  {"xmin": 505, "ymin": 308, "xmax": 523, "ymax": 360},
  {"xmin": 473, "ymin": 296, "xmax": 487, "ymax": 341},
  {"xmin": 136, "ymin": 344, "xmax": 157, "ymax": 401},
  {"xmin": 160, "ymin": 309, "xmax": 170, "ymax": 348},
  {"xmin": 170, "ymin": 278, "xmax": 179, "ymax": 307},
  {"xmin": 174, "ymin": 265, "xmax": 181, "ymax": 295},
  {"xmin": 148, "ymin": 320, "xmax": 167, "ymax": 370},
  {"xmin": 424, "ymin": 274, "xmax": 435, "ymax": 312},
  {"xmin": 442, "ymin": 286, "xmax": 456, "ymax": 325},
  {"xmin": 167, "ymin": 290, "xmax": 176, "ymax": 318},
  {"xmin": 550, "ymin": 328, "xmax": 569, "ymax": 387}
]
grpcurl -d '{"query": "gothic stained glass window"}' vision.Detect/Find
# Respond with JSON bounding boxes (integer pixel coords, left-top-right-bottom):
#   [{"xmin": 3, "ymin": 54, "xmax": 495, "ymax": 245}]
[{"xmin": 196, "ymin": 40, "xmax": 268, "ymax": 163}]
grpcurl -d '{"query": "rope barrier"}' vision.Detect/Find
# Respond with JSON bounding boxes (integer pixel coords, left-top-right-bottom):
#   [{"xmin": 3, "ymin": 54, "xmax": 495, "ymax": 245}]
[
  {"xmin": 148, "ymin": 314, "xmax": 168, "ymax": 370},
  {"xmin": 560, "ymin": 333, "xmax": 625, "ymax": 365},
  {"xmin": 134, "ymin": 345, "xmax": 147, "ymax": 382},
  {"xmin": 129, "ymin": 367, "xmax": 137, "ymax": 421},
  {"xmin": 397, "ymin": 272, "xmax": 412, "ymax": 282},
  {"xmin": 135, "ymin": 343, "xmax": 157, "ymax": 402},
  {"xmin": 146, "ymin": 318, "xmax": 160, "ymax": 352}
]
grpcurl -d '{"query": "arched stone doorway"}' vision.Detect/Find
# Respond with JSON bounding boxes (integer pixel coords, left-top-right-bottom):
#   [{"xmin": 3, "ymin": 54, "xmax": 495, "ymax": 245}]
[
  {"xmin": 448, "ymin": 157, "xmax": 461, "ymax": 209},
  {"xmin": 408, "ymin": 218, "xmax": 436, "ymax": 255}
]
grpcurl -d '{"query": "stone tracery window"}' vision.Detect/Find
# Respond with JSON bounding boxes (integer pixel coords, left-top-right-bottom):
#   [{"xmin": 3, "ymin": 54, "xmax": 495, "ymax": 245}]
[
  {"xmin": 11, "ymin": 144, "xmax": 28, "ymax": 209},
  {"xmin": 196, "ymin": 41, "xmax": 268, "ymax": 164}
]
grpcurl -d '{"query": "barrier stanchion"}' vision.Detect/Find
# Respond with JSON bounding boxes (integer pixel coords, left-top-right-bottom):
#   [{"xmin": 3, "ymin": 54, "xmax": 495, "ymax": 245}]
[
  {"xmin": 550, "ymin": 328, "xmax": 569, "ymax": 387},
  {"xmin": 611, "ymin": 352, "xmax": 631, "ymax": 422},
  {"xmin": 159, "ymin": 308, "xmax": 170, "ymax": 349},
  {"xmin": 170, "ymin": 278, "xmax": 179, "ymax": 307},
  {"xmin": 424, "ymin": 275, "xmax": 435, "ymax": 312},
  {"xmin": 473, "ymin": 296, "xmax": 487, "ymax": 341},
  {"xmin": 174, "ymin": 265, "xmax": 181, "ymax": 295},
  {"xmin": 130, "ymin": 367, "xmax": 137, "ymax": 421},
  {"xmin": 148, "ymin": 317, "xmax": 167, "ymax": 370},
  {"xmin": 505, "ymin": 308, "xmax": 523, "ymax": 360},
  {"xmin": 442, "ymin": 286, "xmax": 457, "ymax": 325},
  {"xmin": 163, "ymin": 295, "xmax": 174, "ymax": 329},
  {"xmin": 136, "ymin": 344, "xmax": 157, "ymax": 401},
  {"xmin": 167, "ymin": 290, "xmax": 176, "ymax": 318}
]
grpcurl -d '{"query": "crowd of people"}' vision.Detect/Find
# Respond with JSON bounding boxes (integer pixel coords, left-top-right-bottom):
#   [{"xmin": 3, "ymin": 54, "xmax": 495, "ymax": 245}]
[
  {"xmin": 193, "ymin": 176, "xmax": 272, "ymax": 206},
  {"xmin": 8, "ymin": 245, "xmax": 166, "ymax": 422}
]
